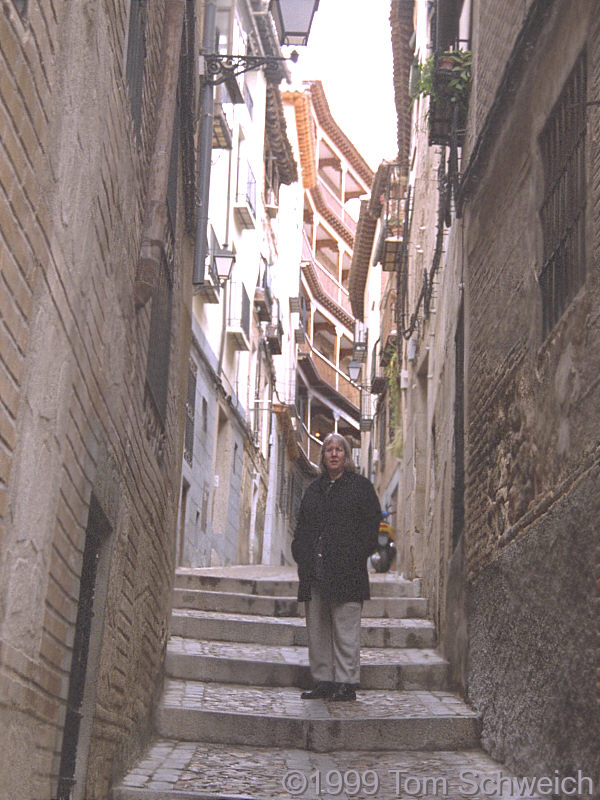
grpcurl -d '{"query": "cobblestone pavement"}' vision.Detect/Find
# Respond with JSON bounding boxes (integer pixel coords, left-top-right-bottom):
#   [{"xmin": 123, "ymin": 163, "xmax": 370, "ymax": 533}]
[
  {"xmin": 117, "ymin": 740, "xmax": 539, "ymax": 799},
  {"xmin": 162, "ymin": 680, "xmax": 476, "ymax": 720},
  {"xmin": 171, "ymin": 608, "xmax": 431, "ymax": 630},
  {"xmin": 175, "ymin": 565, "xmax": 412, "ymax": 588},
  {"xmin": 167, "ymin": 636, "xmax": 444, "ymax": 666},
  {"xmin": 116, "ymin": 567, "xmax": 536, "ymax": 800}
]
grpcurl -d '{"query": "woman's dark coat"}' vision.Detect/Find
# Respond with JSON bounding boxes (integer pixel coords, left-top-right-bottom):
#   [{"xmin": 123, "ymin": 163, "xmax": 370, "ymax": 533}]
[{"xmin": 292, "ymin": 470, "xmax": 381, "ymax": 602}]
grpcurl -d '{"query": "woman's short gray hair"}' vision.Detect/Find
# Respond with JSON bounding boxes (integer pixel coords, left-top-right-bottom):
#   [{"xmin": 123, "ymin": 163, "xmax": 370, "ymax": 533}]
[{"xmin": 319, "ymin": 433, "xmax": 356, "ymax": 474}]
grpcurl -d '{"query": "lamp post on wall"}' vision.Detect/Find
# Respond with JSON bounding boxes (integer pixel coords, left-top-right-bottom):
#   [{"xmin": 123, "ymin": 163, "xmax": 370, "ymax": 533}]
[
  {"xmin": 269, "ymin": 0, "xmax": 321, "ymax": 46},
  {"xmin": 192, "ymin": 0, "xmax": 320, "ymax": 287}
]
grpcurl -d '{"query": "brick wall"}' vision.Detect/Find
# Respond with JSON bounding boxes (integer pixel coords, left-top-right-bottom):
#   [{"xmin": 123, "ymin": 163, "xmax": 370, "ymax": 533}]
[
  {"xmin": 0, "ymin": 1, "xmax": 191, "ymax": 798},
  {"xmin": 462, "ymin": 0, "xmax": 600, "ymax": 780}
]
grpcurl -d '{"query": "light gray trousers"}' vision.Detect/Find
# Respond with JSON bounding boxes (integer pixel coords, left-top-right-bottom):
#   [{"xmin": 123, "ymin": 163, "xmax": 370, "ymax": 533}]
[{"xmin": 305, "ymin": 589, "xmax": 362, "ymax": 684}]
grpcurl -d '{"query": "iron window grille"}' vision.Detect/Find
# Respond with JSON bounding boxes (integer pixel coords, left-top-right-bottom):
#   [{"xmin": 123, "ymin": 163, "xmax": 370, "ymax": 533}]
[
  {"xmin": 12, "ymin": 0, "xmax": 28, "ymax": 15},
  {"xmin": 245, "ymin": 164, "xmax": 257, "ymax": 217},
  {"xmin": 146, "ymin": 252, "xmax": 174, "ymax": 428},
  {"xmin": 184, "ymin": 361, "xmax": 197, "ymax": 465},
  {"xmin": 227, "ymin": 281, "xmax": 251, "ymax": 343},
  {"xmin": 539, "ymin": 50, "xmax": 587, "ymax": 338},
  {"xmin": 125, "ymin": 0, "xmax": 147, "ymax": 138}
]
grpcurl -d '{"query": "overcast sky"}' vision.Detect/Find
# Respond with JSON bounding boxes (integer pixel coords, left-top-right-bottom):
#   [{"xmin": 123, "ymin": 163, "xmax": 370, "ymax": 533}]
[{"xmin": 290, "ymin": 0, "xmax": 398, "ymax": 170}]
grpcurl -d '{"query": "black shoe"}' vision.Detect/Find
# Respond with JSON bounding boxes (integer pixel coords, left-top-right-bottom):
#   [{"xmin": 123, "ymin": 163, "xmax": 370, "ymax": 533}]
[
  {"xmin": 301, "ymin": 681, "xmax": 334, "ymax": 699},
  {"xmin": 329, "ymin": 683, "xmax": 357, "ymax": 701}
]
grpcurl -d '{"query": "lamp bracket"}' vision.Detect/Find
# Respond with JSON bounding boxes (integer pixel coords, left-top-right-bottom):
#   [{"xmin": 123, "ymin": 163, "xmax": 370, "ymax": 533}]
[{"xmin": 200, "ymin": 52, "xmax": 298, "ymax": 86}]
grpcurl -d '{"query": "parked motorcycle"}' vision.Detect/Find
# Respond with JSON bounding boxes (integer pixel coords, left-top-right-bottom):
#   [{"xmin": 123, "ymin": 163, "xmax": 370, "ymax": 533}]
[{"xmin": 370, "ymin": 513, "xmax": 397, "ymax": 573}]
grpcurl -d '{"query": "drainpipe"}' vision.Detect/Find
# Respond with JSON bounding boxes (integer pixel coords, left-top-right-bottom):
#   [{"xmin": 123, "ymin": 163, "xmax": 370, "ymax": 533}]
[
  {"xmin": 193, "ymin": 0, "xmax": 218, "ymax": 285},
  {"xmin": 135, "ymin": 0, "xmax": 186, "ymax": 308}
]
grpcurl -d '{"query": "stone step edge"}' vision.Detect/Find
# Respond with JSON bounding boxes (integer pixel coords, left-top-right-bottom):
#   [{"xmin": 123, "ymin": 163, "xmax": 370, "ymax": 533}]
[
  {"xmin": 156, "ymin": 708, "xmax": 481, "ymax": 753},
  {"xmin": 168, "ymin": 612, "xmax": 437, "ymax": 649},
  {"xmin": 169, "ymin": 608, "xmax": 436, "ymax": 626},
  {"xmin": 114, "ymin": 790, "xmax": 252, "ymax": 800},
  {"xmin": 165, "ymin": 639, "xmax": 448, "ymax": 663},
  {"xmin": 172, "ymin": 589, "xmax": 429, "ymax": 615}
]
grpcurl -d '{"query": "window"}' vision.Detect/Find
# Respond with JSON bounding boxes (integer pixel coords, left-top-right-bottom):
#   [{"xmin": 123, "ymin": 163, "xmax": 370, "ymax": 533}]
[
  {"xmin": 146, "ymin": 254, "xmax": 173, "ymax": 427},
  {"xmin": 167, "ymin": 92, "xmax": 180, "ymax": 233},
  {"xmin": 244, "ymin": 84, "xmax": 253, "ymax": 119},
  {"xmin": 12, "ymin": 0, "xmax": 28, "ymax": 16},
  {"xmin": 184, "ymin": 362, "xmax": 197, "ymax": 465},
  {"xmin": 202, "ymin": 397, "xmax": 208, "ymax": 434},
  {"xmin": 379, "ymin": 401, "xmax": 387, "ymax": 471},
  {"xmin": 539, "ymin": 51, "xmax": 587, "ymax": 337},
  {"xmin": 277, "ymin": 434, "xmax": 286, "ymax": 511},
  {"xmin": 126, "ymin": 0, "xmax": 147, "ymax": 137}
]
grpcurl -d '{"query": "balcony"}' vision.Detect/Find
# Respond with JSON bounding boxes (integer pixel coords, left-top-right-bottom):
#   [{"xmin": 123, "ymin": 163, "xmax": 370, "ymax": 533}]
[
  {"xmin": 266, "ymin": 320, "xmax": 283, "ymax": 354},
  {"xmin": 254, "ymin": 265, "xmax": 273, "ymax": 323},
  {"xmin": 370, "ymin": 341, "xmax": 388, "ymax": 394},
  {"xmin": 381, "ymin": 225, "xmax": 403, "ymax": 272},
  {"xmin": 317, "ymin": 178, "xmax": 358, "ymax": 237},
  {"xmin": 301, "ymin": 234, "xmax": 353, "ymax": 318},
  {"xmin": 226, "ymin": 282, "xmax": 251, "ymax": 351},
  {"xmin": 195, "ymin": 230, "xmax": 221, "ymax": 303},
  {"xmin": 264, "ymin": 187, "xmax": 279, "ymax": 219},
  {"xmin": 233, "ymin": 167, "xmax": 257, "ymax": 229},
  {"xmin": 298, "ymin": 342, "xmax": 360, "ymax": 410},
  {"xmin": 212, "ymin": 101, "xmax": 233, "ymax": 149},
  {"xmin": 353, "ymin": 320, "xmax": 368, "ymax": 363}
]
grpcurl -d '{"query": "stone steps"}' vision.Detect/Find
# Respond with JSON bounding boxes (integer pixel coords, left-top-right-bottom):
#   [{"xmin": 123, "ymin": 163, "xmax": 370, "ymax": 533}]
[
  {"xmin": 115, "ymin": 566, "xmax": 488, "ymax": 799},
  {"xmin": 113, "ymin": 740, "xmax": 521, "ymax": 800},
  {"xmin": 173, "ymin": 588, "xmax": 429, "ymax": 619},
  {"xmin": 156, "ymin": 680, "xmax": 480, "ymax": 752},
  {"xmin": 174, "ymin": 566, "xmax": 421, "ymax": 598},
  {"xmin": 165, "ymin": 636, "xmax": 448, "ymax": 690},
  {"xmin": 169, "ymin": 608, "xmax": 437, "ymax": 648}
]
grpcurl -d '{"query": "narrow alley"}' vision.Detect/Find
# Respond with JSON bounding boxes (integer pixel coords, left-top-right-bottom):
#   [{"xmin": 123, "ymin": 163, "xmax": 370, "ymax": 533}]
[
  {"xmin": 114, "ymin": 566, "xmax": 528, "ymax": 800},
  {"xmin": 1, "ymin": 1, "xmax": 599, "ymax": 799}
]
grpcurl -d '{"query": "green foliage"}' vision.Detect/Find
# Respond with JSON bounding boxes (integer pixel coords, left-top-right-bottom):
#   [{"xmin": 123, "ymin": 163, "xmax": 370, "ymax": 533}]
[
  {"xmin": 415, "ymin": 49, "xmax": 472, "ymax": 107},
  {"xmin": 384, "ymin": 347, "xmax": 404, "ymax": 458}
]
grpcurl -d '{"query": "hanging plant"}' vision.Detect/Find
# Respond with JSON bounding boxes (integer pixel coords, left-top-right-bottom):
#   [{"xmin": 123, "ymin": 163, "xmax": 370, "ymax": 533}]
[
  {"xmin": 384, "ymin": 347, "xmax": 404, "ymax": 458},
  {"xmin": 415, "ymin": 49, "xmax": 472, "ymax": 108}
]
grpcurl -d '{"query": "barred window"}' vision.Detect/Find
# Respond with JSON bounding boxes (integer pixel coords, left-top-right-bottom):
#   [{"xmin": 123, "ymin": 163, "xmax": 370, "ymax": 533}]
[
  {"xmin": 379, "ymin": 401, "xmax": 387, "ymax": 471},
  {"xmin": 146, "ymin": 254, "xmax": 173, "ymax": 426},
  {"xmin": 12, "ymin": 0, "xmax": 28, "ymax": 16},
  {"xmin": 539, "ymin": 51, "xmax": 587, "ymax": 337},
  {"xmin": 126, "ymin": 0, "xmax": 147, "ymax": 137},
  {"xmin": 183, "ymin": 362, "xmax": 197, "ymax": 465}
]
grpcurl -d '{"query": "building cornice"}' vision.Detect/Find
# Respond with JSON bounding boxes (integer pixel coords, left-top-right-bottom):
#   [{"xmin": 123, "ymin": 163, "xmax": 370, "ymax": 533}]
[
  {"xmin": 282, "ymin": 90, "xmax": 317, "ymax": 188},
  {"xmin": 301, "ymin": 261, "xmax": 355, "ymax": 330},
  {"xmin": 309, "ymin": 184, "xmax": 355, "ymax": 248},
  {"xmin": 308, "ymin": 81, "xmax": 374, "ymax": 188},
  {"xmin": 390, "ymin": 0, "xmax": 414, "ymax": 179},
  {"xmin": 265, "ymin": 83, "xmax": 298, "ymax": 185},
  {"xmin": 348, "ymin": 199, "xmax": 379, "ymax": 320}
]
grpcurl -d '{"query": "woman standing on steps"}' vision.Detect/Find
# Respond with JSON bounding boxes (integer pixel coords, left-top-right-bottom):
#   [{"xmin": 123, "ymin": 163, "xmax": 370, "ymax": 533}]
[{"xmin": 292, "ymin": 432, "xmax": 381, "ymax": 701}]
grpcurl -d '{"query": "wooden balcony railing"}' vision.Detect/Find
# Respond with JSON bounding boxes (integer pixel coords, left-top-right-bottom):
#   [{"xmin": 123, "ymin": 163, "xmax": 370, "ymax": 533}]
[
  {"xmin": 318, "ymin": 180, "xmax": 358, "ymax": 236},
  {"xmin": 301, "ymin": 234, "xmax": 353, "ymax": 316},
  {"xmin": 306, "ymin": 346, "xmax": 359, "ymax": 408}
]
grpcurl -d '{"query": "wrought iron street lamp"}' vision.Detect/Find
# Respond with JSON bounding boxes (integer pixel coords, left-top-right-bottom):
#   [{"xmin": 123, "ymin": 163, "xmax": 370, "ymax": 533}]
[
  {"xmin": 269, "ymin": 0, "xmax": 321, "ymax": 46},
  {"xmin": 193, "ymin": 0, "xmax": 319, "ymax": 288},
  {"xmin": 348, "ymin": 360, "xmax": 363, "ymax": 383},
  {"xmin": 213, "ymin": 246, "xmax": 236, "ymax": 286}
]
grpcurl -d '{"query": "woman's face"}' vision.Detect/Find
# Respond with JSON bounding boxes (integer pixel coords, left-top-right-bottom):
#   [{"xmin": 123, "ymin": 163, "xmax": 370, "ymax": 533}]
[{"xmin": 323, "ymin": 440, "xmax": 346, "ymax": 479}]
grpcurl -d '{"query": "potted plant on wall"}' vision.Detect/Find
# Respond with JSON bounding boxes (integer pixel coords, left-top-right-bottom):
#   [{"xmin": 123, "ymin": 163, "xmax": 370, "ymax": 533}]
[{"xmin": 415, "ymin": 49, "xmax": 472, "ymax": 146}]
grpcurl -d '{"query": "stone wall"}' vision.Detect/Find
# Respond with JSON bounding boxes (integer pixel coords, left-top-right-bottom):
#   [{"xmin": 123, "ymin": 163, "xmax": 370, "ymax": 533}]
[
  {"xmin": 463, "ymin": 0, "xmax": 600, "ymax": 780},
  {"xmin": 0, "ymin": 1, "xmax": 191, "ymax": 798}
]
